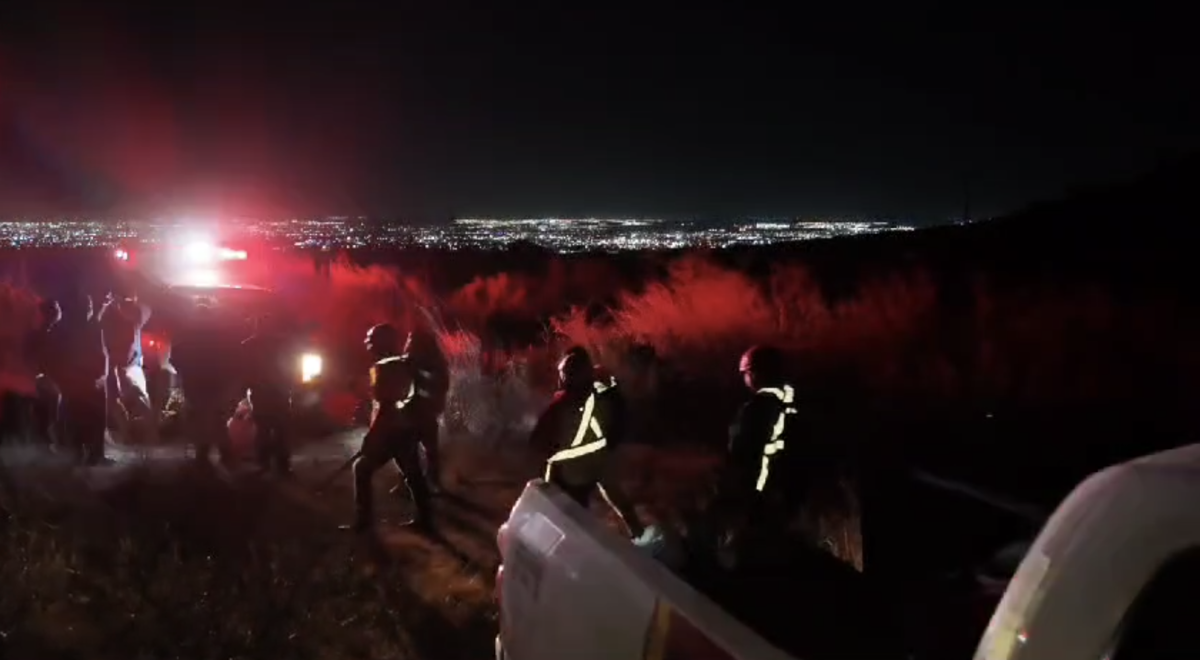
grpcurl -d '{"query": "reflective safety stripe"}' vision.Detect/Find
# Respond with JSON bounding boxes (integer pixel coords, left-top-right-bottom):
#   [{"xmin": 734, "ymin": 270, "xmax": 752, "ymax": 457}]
[
  {"xmin": 415, "ymin": 368, "xmax": 435, "ymax": 399},
  {"xmin": 755, "ymin": 385, "xmax": 797, "ymax": 492},
  {"xmin": 373, "ymin": 356, "xmax": 429, "ymax": 408},
  {"xmin": 544, "ymin": 380, "xmax": 613, "ymax": 479},
  {"xmin": 392, "ymin": 381, "xmax": 417, "ymax": 409}
]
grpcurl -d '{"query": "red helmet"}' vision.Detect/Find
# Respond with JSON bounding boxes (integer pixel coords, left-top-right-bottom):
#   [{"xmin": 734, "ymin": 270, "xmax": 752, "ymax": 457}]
[{"xmin": 739, "ymin": 345, "xmax": 784, "ymax": 381}]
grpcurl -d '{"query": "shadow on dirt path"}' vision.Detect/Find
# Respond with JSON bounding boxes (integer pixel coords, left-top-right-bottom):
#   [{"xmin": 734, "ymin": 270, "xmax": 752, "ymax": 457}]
[{"xmin": 0, "ymin": 435, "xmax": 507, "ymax": 660}]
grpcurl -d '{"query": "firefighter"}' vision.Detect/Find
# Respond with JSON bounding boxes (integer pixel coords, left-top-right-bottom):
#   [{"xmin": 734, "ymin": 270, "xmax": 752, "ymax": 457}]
[
  {"xmin": 240, "ymin": 314, "xmax": 295, "ymax": 475},
  {"xmin": 531, "ymin": 346, "xmax": 648, "ymax": 541},
  {"xmin": 174, "ymin": 302, "xmax": 234, "ymax": 466},
  {"xmin": 402, "ymin": 327, "xmax": 449, "ymax": 493},
  {"xmin": 47, "ymin": 293, "xmax": 110, "ymax": 466},
  {"xmin": 342, "ymin": 323, "xmax": 433, "ymax": 533},
  {"xmin": 715, "ymin": 345, "xmax": 802, "ymax": 565}
]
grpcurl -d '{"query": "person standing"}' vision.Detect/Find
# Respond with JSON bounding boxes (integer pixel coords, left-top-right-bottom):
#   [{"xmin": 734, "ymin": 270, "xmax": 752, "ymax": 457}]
[
  {"xmin": 713, "ymin": 345, "xmax": 803, "ymax": 566},
  {"xmin": 98, "ymin": 291, "xmax": 153, "ymax": 442},
  {"xmin": 240, "ymin": 314, "xmax": 295, "ymax": 475},
  {"xmin": 47, "ymin": 293, "xmax": 110, "ymax": 466},
  {"xmin": 401, "ymin": 327, "xmax": 449, "ymax": 493},
  {"xmin": 174, "ymin": 302, "xmax": 235, "ymax": 466},
  {"xmin": 342, "ymin": 323, "xmax": 434, "ymax": 534},
  {"xmin": 24, "ymin": 298, "xmax": 61, "ymax": 448},
  {"xmin": 530, "ymin": 346, "xmax": 649, "ymax": 542}
]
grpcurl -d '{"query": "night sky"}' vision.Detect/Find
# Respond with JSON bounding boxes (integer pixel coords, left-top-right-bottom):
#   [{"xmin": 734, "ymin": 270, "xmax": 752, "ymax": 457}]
[{"xmin": 1, "ymin": 3, "xmax": 1196, "ymax": 222}]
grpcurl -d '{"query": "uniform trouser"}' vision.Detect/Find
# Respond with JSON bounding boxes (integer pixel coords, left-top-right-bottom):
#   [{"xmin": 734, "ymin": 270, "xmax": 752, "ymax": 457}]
[
  {"xmin": 549, "ymin": 454, "xmax": 645, "ymax": 538},
  {"xmin": 354, "ymin": 429, "xmax": 431, "ymax": 525},
  {"xmin": 61, "ymin": 385, "xmax": 108, "ymax": 464},
  {"xmin": 189, "ymin": 399, "xmax": 231, "ymax": 462},
  {"xmin": 252, "ymin": 405, "xmax": 291, "ymax": 472},
  {"xmin": 416, "ymin": 414, "xmax": 441, "ymax": 487}
]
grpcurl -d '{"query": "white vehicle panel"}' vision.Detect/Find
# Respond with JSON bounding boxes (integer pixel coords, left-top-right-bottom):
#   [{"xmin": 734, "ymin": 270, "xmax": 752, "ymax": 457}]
[
  {"xmin": 501, "ymin": 488, "xmax": 658, "ymax": 660},
  {"xmin": 977, "ymin": 444, "xmax": 1200, "ymax": 660},
  {"xmin": 499, "ymin": 481, "xmax": 795, "ymax": 660}
]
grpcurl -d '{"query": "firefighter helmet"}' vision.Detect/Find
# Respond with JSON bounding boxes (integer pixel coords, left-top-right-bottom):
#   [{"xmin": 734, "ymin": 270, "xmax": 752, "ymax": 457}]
[
  {"xmin": 739, "ymin": 345, "xmax": 784, "ymax": 383},
  {"xmin": 557, "ymin": 346, "xmax": 594, "ymax": 388},
  {"xmin": 365, "ymin": 323, "xmax": 401, "ymax": 355}
]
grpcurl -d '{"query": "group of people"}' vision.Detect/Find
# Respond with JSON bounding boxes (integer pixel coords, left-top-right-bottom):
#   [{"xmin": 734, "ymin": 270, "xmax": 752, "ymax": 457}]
[
  {"xmin": 170, "ymin": 303, "xmax": 303, "ymax": 473},
  {"xmin": 7, "ymin": 292, "xmax": 803, "ymax": 558},
  {"xmin": 348, "ymin": 322, "xmax": 803, "ymax": 563},
  {"xmin": 524, "ymin": 343, "xmax": 805, "ymax": 559},
  {"xmin": 19, "ymin": 290, "xmax": 154, "ymax": 466}
]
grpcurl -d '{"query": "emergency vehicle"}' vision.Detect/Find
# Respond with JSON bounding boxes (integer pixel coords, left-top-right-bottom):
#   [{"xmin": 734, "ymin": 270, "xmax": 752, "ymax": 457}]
[
  {"xmin": 113, "ymin": 238, "xmax": 346, "ymax": 438},
  {"xmin": 496, "ymin": 443, "xmax": 1200, "ymax": 660}
]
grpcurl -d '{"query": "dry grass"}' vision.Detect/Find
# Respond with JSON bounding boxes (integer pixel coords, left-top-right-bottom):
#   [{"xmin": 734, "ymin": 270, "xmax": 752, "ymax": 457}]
[
  {"xmin": 0, "ymin": 444, "xmax": 502, "ymax": 660},
  {"xmin": 3, "ymin": 247, "xmax": 1199, "ymax": 656}
]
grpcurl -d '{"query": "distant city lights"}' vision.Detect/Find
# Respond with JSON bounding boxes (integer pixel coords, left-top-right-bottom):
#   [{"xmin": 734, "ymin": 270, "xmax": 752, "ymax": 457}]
[{"xmin": 0, "ymin": 216, "xmax": 919, "ymax": 252}]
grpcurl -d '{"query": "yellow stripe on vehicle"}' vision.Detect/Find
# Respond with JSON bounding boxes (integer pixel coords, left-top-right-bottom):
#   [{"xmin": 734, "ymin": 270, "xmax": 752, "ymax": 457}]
[{"xmin": 642, "ymin": 598, "xmax": 672, "ymax": 660}]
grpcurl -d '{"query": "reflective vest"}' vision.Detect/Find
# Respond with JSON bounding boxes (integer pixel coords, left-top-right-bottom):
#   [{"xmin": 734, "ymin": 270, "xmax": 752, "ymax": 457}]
[
  {"xmin": 370, "ymin": 356, "xmax": 417, "ymax": 421},
  {"xmin": 373, "ymin": 355, "xmax": 450, "ymax": 408},
  {"xmin": 543, "ymin": 378, "xmax": 617, "ymax": 480},
  {"xmin": 755, "ymin": 384, "xmax": 797, "ymax": 493}
]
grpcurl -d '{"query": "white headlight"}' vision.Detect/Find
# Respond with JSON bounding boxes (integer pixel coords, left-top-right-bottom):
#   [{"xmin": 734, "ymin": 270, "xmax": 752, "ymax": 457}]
[{"xmin": 300, "ymin": 353, "xmax": 323, "ymax": 382}]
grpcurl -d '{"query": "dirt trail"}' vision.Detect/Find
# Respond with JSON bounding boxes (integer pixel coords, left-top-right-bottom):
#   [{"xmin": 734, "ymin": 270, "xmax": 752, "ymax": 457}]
[{"xmin": 0, "ymin": 431, "xmax": 519, "ymax": 659}]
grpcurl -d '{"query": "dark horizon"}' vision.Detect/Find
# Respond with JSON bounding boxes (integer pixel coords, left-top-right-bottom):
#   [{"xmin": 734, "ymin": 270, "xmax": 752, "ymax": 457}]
[{"xmin": 2, "ymin": 4, "xmax": 1196, "ymax": 222}]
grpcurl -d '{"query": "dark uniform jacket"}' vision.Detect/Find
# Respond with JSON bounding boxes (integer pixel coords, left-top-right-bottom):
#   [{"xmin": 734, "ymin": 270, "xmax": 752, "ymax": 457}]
[
  {"xmin": 240, "ymin": 331, "xmax": 295, "ymax": 412},
  {"xmin": 367, "ymin": 355, "xmax": 419, "ymax": 437},
  {"xmin": 46, "ymin": 318, "xmax": 107, "ymax": 397},
  {"xmin": 726, "ymin": 384, "xmax": 799, "ymax": 503},
  {"xmin": 530, "ymin": 376, "xmax": 625, "ymax": 485},
  {"xmin": 173, "ymin": 315, "xmax": 231, "ymax": 406}
]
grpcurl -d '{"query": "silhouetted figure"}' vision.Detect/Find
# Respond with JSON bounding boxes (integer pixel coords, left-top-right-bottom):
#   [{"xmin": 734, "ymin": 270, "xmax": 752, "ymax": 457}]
[
  {"xmin": 402, "ymin": 326, "xmax": 449, "ymax": 493},
  {"xmin": 24, "ymin": 298, "xmax": 61, "ymax": 447},
  {"xmin": 343, "ymin": 323, "xmax": 434, "ymax": 533},
  {"xmin": 98, "ymin": 292, "xmax": 153, "ymax": 440},
  {"xmin": 240, "ymin": 314, "xmax": 294, "ymax": 474},
  {"xmin": 47, "ymin": 293, "xmax": 109, "ymax": 465},
  {"xmin": 530, "ymin": 346, "xmax": 647, "ymax": 540},
  {"xmin": 714, "ymin": 345, "xmax": 803, "ymax": 565},
  {"xmin": 174, "ymin": 302, "xmax": 235, "ymax": 465}
]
